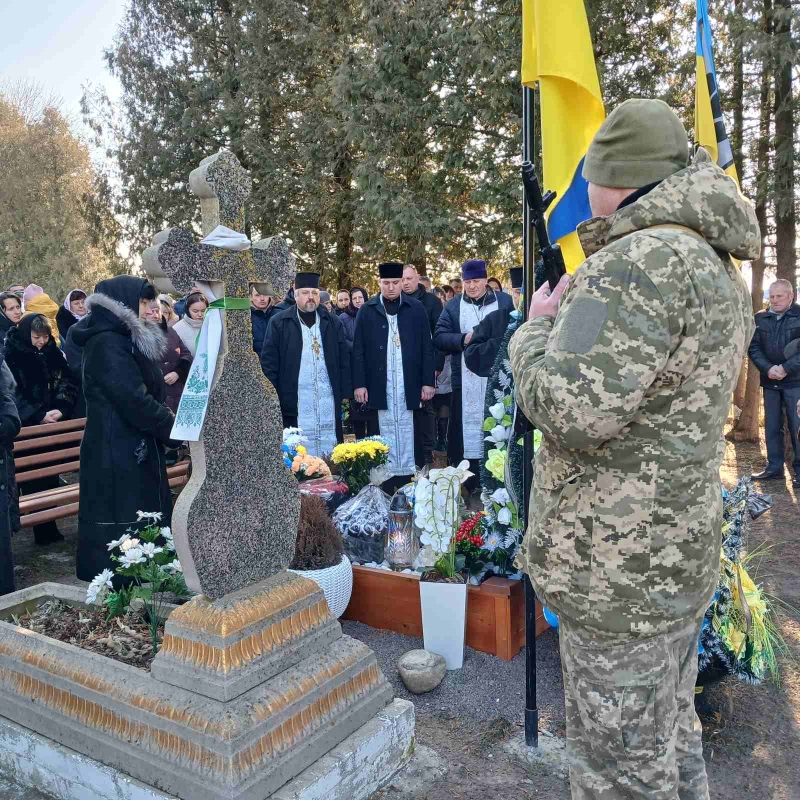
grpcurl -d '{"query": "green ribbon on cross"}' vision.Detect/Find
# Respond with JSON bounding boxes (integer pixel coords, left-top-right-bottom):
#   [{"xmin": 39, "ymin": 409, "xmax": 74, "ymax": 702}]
[{"xmin": 207, "ymin": 297, "xmax": 251, "ymax": 311}]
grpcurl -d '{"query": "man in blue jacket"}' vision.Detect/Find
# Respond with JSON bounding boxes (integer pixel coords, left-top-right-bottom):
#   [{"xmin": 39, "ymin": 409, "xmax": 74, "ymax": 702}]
[
  {"xmin": 748, "ymin": 279, "xmax": 800, "ymax": 487},
  {"xmin": 352, "ymin": 262, "xmax": 435, "ymax": 490},
  {"xmin": 434, "ymin": 260, "xmax": 513, "ymax": 481}
]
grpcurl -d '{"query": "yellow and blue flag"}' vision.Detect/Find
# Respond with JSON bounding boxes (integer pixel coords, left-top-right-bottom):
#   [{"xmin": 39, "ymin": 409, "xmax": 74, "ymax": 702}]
[
  {"xmin": 521, "ymin": 0, "xmax": 605, "ymax": 270},
  {"xmin": 695, "ymin": 0, "xmax": 739, "ymax": 184}
]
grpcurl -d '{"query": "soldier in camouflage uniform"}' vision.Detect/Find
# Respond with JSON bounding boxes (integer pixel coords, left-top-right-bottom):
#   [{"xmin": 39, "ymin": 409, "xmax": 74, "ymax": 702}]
[{"xmin": 509, "ymin": 99, "xmax": 760, "ymax": 799}]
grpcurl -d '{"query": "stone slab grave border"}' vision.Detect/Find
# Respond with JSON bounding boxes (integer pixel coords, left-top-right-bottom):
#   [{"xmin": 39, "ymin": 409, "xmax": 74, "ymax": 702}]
[
  {"xmin": 0, "ymin": 574, "xmax": 396, "ymax": 800},
  {"xmin": 342, "ymin": 567, "xmax": 549, "ymax": 660},
  {"xmin": 0, "ymin": 701, "xmax": 414, "ymax": 800}
]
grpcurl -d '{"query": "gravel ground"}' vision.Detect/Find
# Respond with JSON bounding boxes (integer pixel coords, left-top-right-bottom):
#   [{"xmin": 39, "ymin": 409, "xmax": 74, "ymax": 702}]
[{"xmin": 341, "ymin": 619, "xmax": 567, "ymax": 731}]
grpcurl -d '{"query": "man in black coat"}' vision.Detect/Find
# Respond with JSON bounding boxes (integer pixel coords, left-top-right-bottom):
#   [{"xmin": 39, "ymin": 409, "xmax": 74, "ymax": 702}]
[
  {"xmin": 748, "ymin": 279, "xmax": 800, "ymax": 487},
  {"xmin": 352, "ymin": 262, "xmax": 435, "ymax": 490},
  {"xmin": 250, "ymin": 282, "xmax": 279, "ymax": 354},
  {"xmin": 464, "ymin": 267, "xmax": 522, "ymax": 378},
  {"xmin": 434, "ymin": 259, "xmax": 514, "ymax": 483},
  {"xmin": 73, "ymin": 276, "xmax": 175, "ymax": 582},
  {"xmin": 402, "ymin": 264, "xmax": 443, "ymax": 462},
  {"xmin": 261, "ymin": 272, "xmax": 351, "ymax": 456}
]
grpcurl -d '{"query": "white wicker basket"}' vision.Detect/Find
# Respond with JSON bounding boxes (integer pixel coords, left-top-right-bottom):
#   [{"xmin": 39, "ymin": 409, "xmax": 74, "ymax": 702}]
[{"xmin": 289, "ymin": 555, "xmax": 354, "ymax": 618}]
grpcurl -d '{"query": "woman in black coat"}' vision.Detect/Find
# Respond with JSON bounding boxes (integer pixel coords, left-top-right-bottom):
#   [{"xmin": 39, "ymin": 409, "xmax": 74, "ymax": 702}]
[
  {"xmin": 0, "ymin": 357, "xmax": 21, "ymax": 596},
  {"xmin": 5, "ymin": 314, "xmax": 78, "ymax": 545},
  {"xmin": 339, "ymin": 287, "xmax": 368, "ymax": 344},
  {"xmin": 72, "ymin": 276, "xmax": 175, "ymax": 582}
]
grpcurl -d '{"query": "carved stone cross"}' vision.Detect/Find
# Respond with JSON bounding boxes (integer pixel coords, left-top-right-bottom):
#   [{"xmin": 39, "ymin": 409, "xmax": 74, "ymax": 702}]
[{"xmin": 142, "ymin": 151, "xmax": 299, "ymax": 599}]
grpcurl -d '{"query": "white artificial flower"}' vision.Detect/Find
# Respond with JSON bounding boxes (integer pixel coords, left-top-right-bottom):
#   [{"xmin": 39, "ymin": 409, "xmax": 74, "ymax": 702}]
[
  {"xmin": 489, "ymin": 488, "xmax": 510, "ymax": 506},
  {"xmin": 106, "ymin": 533, "xmax": 131, "ymax": 551},
  {"xmin": 484, "ymin": 425, "xmax": 509, "ymax": 446},
  {"xmin": 489, "ymin": 402, "xmax": 505, "ymax": 421},
  {"xmin": 140, "ymin": 542, "xmax": 164, "ymax": 559},
  {"xmin": 160, "ymin": 527, "xmax": 172, "ymax": 540},
  {"xmin": 136, "ymin": 511, "xmax": 163, "ymax": 523},
  {"xmin": 497, "ymin": 506, "xmax": 512, "ymax": 526},
  {"xmin": 119, "ymin": 548, "xmax": 146, "ymax": 568},
  {"xmin": 120, "ymin": 537, "xmax": 140, "ymax": 553},
  {"xmin": 85, "ymin": 569, "xmax": 115, "ymax": 605},
  {"xmin": 162, "ymin": 559, "xmax": 183, "ymax": 574}
]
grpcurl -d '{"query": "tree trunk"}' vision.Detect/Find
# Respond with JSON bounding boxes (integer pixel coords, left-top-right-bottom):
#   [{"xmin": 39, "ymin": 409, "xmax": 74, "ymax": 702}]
[
  {"xmin": 333, "ymin": 145, "xmax": 355, "ymax": 289},
  {"xmin": 731, "ymin": 0, "xmax": 745, "ymax": 181},
  {"xmin": 733, "ymin": 3, "xmax": 772, "ymax": 442},
  {"xmin": 773, "ymin": 0, "xmax": 796, "ymax": 287}
]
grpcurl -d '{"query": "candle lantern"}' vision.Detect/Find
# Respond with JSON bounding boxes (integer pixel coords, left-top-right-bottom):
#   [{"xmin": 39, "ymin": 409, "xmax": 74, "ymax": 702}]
[{"xmin": 385, "ymin": 489, "xmax": 417, "ymax": 571}]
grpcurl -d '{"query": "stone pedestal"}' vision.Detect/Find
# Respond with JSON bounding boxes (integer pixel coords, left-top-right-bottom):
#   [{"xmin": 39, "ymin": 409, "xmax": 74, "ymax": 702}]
[{"xmin": 0, "ymin": 573, "xmax": 397, "ymax": 800}]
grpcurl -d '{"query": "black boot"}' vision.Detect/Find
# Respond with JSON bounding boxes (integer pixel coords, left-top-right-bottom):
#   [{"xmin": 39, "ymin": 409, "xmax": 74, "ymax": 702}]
[{"xmin": 33, "ymin": 521, "xmax": 64, "ymax": 546}]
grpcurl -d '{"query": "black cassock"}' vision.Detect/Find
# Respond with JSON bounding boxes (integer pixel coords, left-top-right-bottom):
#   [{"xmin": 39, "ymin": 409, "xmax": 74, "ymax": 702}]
[{"xmin": 463, "ymin": 307, "xmax": 513, "ymax": 378}]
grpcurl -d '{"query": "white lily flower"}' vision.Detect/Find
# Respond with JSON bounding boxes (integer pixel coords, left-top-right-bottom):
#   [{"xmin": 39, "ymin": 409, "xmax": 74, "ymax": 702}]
[
  {"xmin": 497, "ymin": 506, "xmax": 512, "ymax": 526},
  {"xmin": 486, "ymin": 425, "xmax": 509, "ymax": 444},
  {"xmin": 106, "ymin": 533, "xmax": 131, "ymax": 551},
  {"xmin": 489, "ymin": 402, "xmax": 505, "ymax": 421}
]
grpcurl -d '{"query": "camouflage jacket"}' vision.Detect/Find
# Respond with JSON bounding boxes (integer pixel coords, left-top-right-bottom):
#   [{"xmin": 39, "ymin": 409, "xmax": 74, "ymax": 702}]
[{"xmin": 509, "ymin": 150, "xmax": 758, "ymax": 639}]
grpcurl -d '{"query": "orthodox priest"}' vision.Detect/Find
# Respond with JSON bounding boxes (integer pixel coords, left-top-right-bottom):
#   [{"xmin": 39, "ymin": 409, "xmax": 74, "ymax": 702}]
[
  {"xmin": 352, "ymin": 262, "xmax": 435, "ymax": 490},
  {"xmin": 464, "ymin": 266, "xmax": 523, "ymax": 378},
  {"xmin": 260, "ymin": 271, "xmax": 351, "ymax": 456},
  {"xmin": 434, "ymin": 260, "xmax": 514, "ymax": 478}
]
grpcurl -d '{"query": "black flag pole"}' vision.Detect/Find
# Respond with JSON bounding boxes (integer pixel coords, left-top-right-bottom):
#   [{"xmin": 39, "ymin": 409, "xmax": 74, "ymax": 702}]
[{"xmin": 522, "ymin": 83, "xmax": 538, "ymax": 749}]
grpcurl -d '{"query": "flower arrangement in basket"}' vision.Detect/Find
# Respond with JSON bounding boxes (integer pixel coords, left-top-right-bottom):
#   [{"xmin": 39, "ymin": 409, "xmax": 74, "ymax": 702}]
[
  {"xmin": 331, "ymin": 436, "xmax": 389, "ymax": 494},
  {"xmin": 86, "ymin": 511, "xmax": 190, "ymax": 656},
  {"xmin": 282, "ymin": 426, "xmax": 332, "ymax": 481}
]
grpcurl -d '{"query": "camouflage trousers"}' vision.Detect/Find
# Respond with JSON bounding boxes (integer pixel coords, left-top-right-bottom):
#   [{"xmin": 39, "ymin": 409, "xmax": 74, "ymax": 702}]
[{"xmin": 559, "ymin": 618, "xmax": 708, "ymax": 800}]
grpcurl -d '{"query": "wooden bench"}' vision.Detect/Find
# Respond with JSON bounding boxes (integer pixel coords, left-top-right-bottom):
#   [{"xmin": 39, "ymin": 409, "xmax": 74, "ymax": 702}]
[{"xmin": 13, "ymin": 418, "xmax": 190, "ymax": 528}]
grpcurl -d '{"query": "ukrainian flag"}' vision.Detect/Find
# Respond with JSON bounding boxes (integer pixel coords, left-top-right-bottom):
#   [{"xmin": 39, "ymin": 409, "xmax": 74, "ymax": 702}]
[
  {"xmin": 521, "ymin": 0, "xmax": 605, "ymax": 271},
  {"xmin": 695, "ymin": 0, "xmax": 739, "ymax": 184}
]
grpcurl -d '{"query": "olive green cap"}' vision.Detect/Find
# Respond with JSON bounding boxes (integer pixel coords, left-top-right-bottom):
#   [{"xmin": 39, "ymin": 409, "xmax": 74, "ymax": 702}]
[{"xmin": 582, "ymin": 99, "xmax": 690, "ymax": 189}]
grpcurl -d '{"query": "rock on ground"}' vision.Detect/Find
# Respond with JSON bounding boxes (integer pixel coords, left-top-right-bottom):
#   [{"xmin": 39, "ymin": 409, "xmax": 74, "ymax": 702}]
[{"xmin": 397, "ymin": 649, "xmax": 447, "ymax": 694}]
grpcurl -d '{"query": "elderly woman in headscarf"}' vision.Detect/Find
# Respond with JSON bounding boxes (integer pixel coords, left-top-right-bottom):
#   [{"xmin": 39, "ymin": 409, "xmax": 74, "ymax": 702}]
[
  {"xmin": 22, "ymin": 284, "xmax": 62, "ymax": 347},
  {"xmin": 56, "ymin": 289, "xmax": 88, "ymax": 340},
  {"xmin": 5, "ymin": 313, "xmax": 78, "ymax": 545},
  {"xmin": 72, "ymin": 276, "xmax": 175, "ymax": 581}
]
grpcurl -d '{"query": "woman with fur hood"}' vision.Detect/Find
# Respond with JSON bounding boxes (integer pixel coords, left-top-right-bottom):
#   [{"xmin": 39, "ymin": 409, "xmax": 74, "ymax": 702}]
[
  {"xmin": 5, "ymin": 314, "xmax": 78, "ymax": 544},
  {"xmin": 72, "ymin": 276, "xmax": 176, "ymax": 582}
]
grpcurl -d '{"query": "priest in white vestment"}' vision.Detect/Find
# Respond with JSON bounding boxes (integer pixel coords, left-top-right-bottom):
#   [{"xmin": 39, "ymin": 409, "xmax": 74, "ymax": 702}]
[
  {"xmin": 433, "ymin": 259, "xmax": 514, "ymax": 489},
  {"xmin": 260, "ymin": 272, "xmax": 351, "ymax": 456},
  {"xmin": 352, "ymin": 262, "xmax": 436, "ymax": 493}
]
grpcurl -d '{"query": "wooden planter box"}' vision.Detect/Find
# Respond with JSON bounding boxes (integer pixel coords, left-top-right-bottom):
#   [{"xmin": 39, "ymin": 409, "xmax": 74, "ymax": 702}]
[{"xmin": 342, "ymin": 566, "xmax": 549, "ymax": 661}]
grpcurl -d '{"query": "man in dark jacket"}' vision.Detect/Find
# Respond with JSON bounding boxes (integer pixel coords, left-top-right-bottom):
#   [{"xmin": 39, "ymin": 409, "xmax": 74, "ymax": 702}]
[
  {"xmin": 748, "ymin": 279, "xmax": 800, "ymax": 487},
  {"xmin": 464, "ymin": 267, "xmax": 522, "ymax": 377},
  {"xmin": 434, "ymin": 259, "xmax": 513, "ymax": 478},
  {"xmin": 261, "ymin": 272, "xmax": 351, "ymax": 456},
  {"xmin": 352, "ymin": 262, "xmax": 435, "ymax": 488},
  {"xmin": 402, "ymin": 264, "xmax": 443, "ymax": 462},
  {"xmin": 73, "ymin": 276, "xmax": 175, "ymax": 582},
  {"xmin": 250, "ymin": 283, "xmax": 278, "ymax": 355}
]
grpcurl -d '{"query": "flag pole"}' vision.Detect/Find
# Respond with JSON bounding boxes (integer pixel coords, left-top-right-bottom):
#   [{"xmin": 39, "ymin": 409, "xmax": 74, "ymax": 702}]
[{"xmin": 522, "ymin": 82, "xmax": 538, "ymax": 749}]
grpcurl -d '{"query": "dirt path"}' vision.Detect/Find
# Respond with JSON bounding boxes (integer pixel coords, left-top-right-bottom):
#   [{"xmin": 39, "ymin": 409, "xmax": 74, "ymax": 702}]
[{"xmin": 8, "ymin": 434, "xmax": 800, "ymax": 799}]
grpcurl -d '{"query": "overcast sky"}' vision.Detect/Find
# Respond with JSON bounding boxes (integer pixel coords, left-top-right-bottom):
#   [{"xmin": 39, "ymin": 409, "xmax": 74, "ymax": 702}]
[{"xmin": 0, "ymin": 0, "xmax": 124, "ymax": 119}]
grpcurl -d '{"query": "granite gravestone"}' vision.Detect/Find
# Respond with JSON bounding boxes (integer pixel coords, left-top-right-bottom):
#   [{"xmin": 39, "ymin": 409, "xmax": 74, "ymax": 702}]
[{"xmin": 142, "ymin": 151, "xmax": 299, "ymax": 599}]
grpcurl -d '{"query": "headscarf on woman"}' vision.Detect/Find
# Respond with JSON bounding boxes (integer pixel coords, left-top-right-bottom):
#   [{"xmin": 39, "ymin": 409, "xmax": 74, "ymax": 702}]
[
  {"xmin": 23, "ymin": 292, "xmax": 61, "ymax": 347},
  {"xmin": 340, "ymin": 287, "xmax": 368, "ymax": 343},
  {"xmin": 56, "ymin": 289, "xmax": 88, "ymax": 340},
  {"xmin": 172, "ymin": 293, "xmax": 207, "ymax": 356}
]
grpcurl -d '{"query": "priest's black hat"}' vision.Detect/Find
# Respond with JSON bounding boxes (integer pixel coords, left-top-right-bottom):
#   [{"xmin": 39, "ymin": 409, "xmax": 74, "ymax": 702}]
[
  {"xmin": 378, "ymin": 262, "xmax": 405, "ymax": 279},
  {"xmin": 510, "ymin": 267, "xmax": 523, "ymax": 289},
  {"xmin": 295, "ymin": 272, "xmax": 321, "ymax": 289},
  {"xmin": 461, "ymin": 259, "xmax": 487, "ymax": 279}
]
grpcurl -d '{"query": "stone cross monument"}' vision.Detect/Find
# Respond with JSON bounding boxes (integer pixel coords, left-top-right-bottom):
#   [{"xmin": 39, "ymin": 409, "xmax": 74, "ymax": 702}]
[{"xmin": 143, "ymin": 151, "xmax": 299, "ymax": 599}]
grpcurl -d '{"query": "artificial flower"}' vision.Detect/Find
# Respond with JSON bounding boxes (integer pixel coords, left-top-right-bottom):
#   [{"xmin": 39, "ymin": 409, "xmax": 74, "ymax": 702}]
[
  {"xmin": 136, "ymin": 511, "xmax": 163, "ymax": 523},
  {"xmin": 497, "ymin": 506, "xmax": 512, "ymax": 526},
  {"xmin": 485, "ymin": 425, "xmax": 509, "ymax": 445},
  {"xmin": 140, "ymin": 542, "xmax": 164, "ymax": 559},
  {"xmin": 86, "ymin": 569, "xmax": 115, "ymax": 604},
  {"xmin": 120, "ymin": 537, "xmax": 141, "ymax": 553},
  {"xmin": 489, "ymin": 402, "xmax": 505, "ymax": 421},
  {"xmin": 489, "ymin": 488, "xmax": 510, "ymax": 505},
  {"xmin": 483, "ymin": 530, "xmax": 503, "ymax": 553},
  {"xmin": 119, "ymin": 548, "xmax": 147, "ymax": 568},
  {"xmin": 486, "ymin": 448, "xmax": 506, "ymax": 481},
  {"xmin": 162, "ymin": 559, "xmax": 183, "ymax": 574},
  {"xmin": 106, "ymin": 533, "xmax": 131, "ymax": 551}
]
